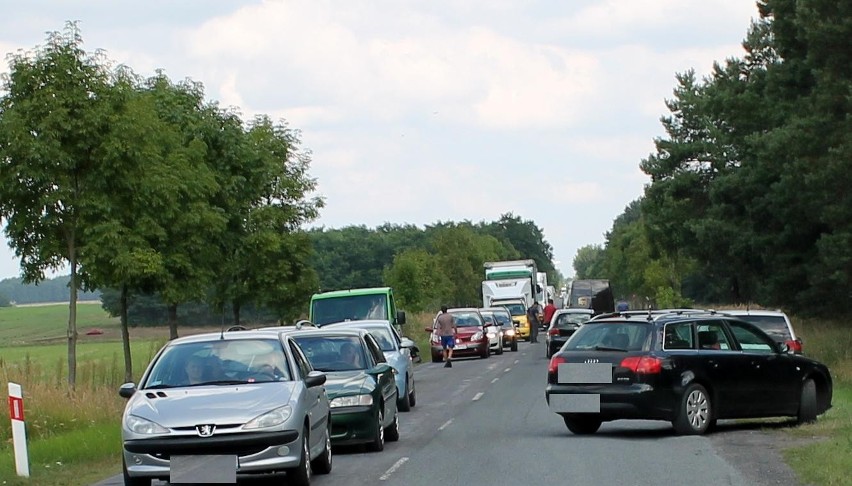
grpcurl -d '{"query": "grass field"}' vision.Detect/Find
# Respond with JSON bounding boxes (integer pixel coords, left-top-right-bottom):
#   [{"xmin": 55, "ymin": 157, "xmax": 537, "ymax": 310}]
[{"xmin": 0, "ymin": 304, "xmax": 850, "ymax": 485}]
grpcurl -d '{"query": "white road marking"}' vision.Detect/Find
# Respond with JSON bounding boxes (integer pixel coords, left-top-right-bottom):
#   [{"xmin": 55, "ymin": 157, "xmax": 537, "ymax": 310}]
[
  {"xmin": 491, "ymin": 377, "xmax": 499, "ymax": 383},
  {"xmin": 438, "ymin": 419, "xmax": 453, "ymax": 431},
  {"xmin": 472, "ymin": 392, "xmax": 484, "ymax": 401},
  {"xmin": 380, "ymin": 457, "xmax": 409, "ymax": 481},
  {"xmin": 487, "ymin": 362, "xmax": 499, "ymax": 371},
  {"xmin": 513, "ymin": 359, "xmax": 520, "ymax": 364},
  {"xmin": 504, "ymin": 368, "xmax": 511, "ymax": 373}
]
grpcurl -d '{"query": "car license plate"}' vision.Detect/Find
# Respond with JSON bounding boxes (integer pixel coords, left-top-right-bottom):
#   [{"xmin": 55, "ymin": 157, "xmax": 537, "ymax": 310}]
[
  {"xmin": 170, "ymin": 455, "xmax": 237, "ymax": 484},
  {"xmin": 557, "ymin": 363, "xmax": 612, "ymax": 384},
  {"xmin": 549, "ymin": 394, "xmax": 601, "ymax": 413},
  {"xmin": 455, "ymin": 344, "xmax": 468, "ymax": 349}
]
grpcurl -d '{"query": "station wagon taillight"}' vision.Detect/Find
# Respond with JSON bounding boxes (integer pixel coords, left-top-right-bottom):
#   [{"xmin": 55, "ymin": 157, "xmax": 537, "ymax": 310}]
[
  {"xmin": 619, "ymin": 356, "xmax": 662, "ymax": 374},
  {"xmin": 548, "ymin": 328, "xmax": 560, "ymax": 336},
  {"xmin": 786, "ymin": 339, "xmax": 803, "ymax": 354},
  {"xmin": 548, "ymin": 355, "xmax": 566, "ymax": 375}
]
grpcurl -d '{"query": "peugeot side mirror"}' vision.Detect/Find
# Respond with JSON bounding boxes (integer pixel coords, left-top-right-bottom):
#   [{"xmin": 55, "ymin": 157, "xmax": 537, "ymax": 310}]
[{"xmin": 119, "ymin": 382, "xmax": 137, "ymax": 399}]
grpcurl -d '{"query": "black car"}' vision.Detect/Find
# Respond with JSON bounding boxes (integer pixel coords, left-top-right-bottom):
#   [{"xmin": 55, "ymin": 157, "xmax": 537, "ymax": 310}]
[
  {"xmin": 545, "ymin": 312, "xmax": 833, "ymax": 435},
  {"xmin": 545, "ymin": 308, "xmax": 594, "ymax": 358}
]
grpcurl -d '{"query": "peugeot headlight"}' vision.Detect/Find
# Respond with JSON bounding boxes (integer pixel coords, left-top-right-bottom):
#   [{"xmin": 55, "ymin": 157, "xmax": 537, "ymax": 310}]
[
  {"xmin": 330, "ymin": 394, "xmax": 373, "ymax": 408},
  {"xmin": 471, "ymin": 331, "xmax": 484, "ymax": 341},
  {"xmin": 126, "ymin": 415, "xmax": 169, "ymax": 435},
  {"xmin": 244, "ymin": 405, "xmax": 293, "ymax": 430},
  {"xmin": 486, "ymin": 331, "xmax": 496, "ymax": 338}
]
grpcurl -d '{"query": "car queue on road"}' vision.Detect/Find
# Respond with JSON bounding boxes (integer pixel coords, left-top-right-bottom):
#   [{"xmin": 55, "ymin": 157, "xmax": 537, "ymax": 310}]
[{"xmin": 116, "ymin": 304, "xmax": 833, "ymax": 485}]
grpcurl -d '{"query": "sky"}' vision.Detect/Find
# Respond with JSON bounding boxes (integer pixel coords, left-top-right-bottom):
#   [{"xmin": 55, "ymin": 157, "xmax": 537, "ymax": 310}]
[{"xmin": 0, "ymin": 0, "xmax": 762, "ymax": 281}]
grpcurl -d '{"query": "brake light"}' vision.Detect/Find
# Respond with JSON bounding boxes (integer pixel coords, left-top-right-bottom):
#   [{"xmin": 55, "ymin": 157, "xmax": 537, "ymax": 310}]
[
  {"xmin": 548, "ymin": 355, "xmax": 566, "ymax": 375},
  {"xmin": 620, "ymin": 356, "xmax": 662, "ymax": 374},
  {"xmin": 548, "ymin": 328, "xmax": 560, "ymax": 336},
  {"xmin": 786, "ymin": 339, "xmax": 803, "ymax": 353}
]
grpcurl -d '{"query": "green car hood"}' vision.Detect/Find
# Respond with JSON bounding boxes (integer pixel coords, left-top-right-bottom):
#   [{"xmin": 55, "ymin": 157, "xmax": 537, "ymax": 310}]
[{"xmin": 323, "ymin": 370, "xmax": 372, "ymax": 398}]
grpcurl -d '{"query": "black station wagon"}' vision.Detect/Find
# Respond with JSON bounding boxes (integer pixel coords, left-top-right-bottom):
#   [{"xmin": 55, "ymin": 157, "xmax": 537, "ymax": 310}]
[{"xmin": 545, "ymin": 311, "xmax": 833, "ymax": 435}]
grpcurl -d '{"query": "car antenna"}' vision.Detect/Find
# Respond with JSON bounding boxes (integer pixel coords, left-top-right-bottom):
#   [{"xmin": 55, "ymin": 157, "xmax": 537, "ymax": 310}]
[{"xmin": 220, "ymin": 304, "xmax": 226, "ymax": 340}]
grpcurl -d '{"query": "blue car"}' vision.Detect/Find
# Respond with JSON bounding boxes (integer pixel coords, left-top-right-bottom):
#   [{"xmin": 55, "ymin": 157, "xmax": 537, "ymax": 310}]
[{"xmin": 323, "ymin": 320, "xmax": 418, "ymax": 412}]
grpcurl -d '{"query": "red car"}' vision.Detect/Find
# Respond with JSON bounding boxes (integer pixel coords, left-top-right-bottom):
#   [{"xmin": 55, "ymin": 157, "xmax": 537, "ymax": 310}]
[{"xmin": 427, "ymin": 308, "xmax": 490, "ymax": 362}]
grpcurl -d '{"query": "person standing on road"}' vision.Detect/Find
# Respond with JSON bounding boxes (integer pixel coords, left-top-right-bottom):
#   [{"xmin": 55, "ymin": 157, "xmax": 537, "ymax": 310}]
[
  {"xmin": 435, "ymin": 305, "xmax": 457, "ymax": 368},
  {"xmin": 527, "ymin": 301, "xmax": 542, "ymax": 343},
  {"xmin": 543, "ymin": 299, "xmax": 557, "ymax": 330}
]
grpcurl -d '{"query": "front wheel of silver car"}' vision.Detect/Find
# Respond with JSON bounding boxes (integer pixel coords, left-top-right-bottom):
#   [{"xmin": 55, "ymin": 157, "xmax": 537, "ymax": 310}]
[
  {"xmin": 673, "ymin": 384, "xmax": 712, "ymax": 435},
  {"xmin": 287, "ymin": 427, "xmax": 312, "ymax": 486},
  {"xmin": 310, "ymin": 422, "xmax": 332, "ymax": 474},
  {"xmin": 122, "ymin": 457, "xmax": 151, "ymax": 486}
]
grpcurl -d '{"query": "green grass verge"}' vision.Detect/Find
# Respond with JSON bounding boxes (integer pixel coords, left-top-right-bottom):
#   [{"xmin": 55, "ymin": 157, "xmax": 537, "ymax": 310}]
[{"xmin": 0, "ymin": 303, "xmax": 119, "ymax": 345}]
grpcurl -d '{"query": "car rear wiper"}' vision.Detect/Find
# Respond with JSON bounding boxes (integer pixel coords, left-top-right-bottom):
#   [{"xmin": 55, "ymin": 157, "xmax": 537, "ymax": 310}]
[{"xmin": 593, "ymin": 345, "xmax": 627, "ymax": 352}]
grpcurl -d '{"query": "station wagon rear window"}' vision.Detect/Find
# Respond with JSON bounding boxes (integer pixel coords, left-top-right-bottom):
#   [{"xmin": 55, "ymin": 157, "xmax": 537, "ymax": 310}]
[{"xmin": 564, "ymin": 323, "xmax": 652, "ymax": 352}]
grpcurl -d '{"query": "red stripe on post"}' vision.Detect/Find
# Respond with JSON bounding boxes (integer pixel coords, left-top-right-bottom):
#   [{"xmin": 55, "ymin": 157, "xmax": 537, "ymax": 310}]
[{"xmin": 8, "ymin": 396, "xmax": 24, "ymax": 421}]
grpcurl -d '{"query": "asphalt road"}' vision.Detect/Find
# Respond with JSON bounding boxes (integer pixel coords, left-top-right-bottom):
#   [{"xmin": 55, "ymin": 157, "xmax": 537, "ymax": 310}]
[{"xmin": 97, "ymin": 340, "xmax": 802, "ymax": 486}]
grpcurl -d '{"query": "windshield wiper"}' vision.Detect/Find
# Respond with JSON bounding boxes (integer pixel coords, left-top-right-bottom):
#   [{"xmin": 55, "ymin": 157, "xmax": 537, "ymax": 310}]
[
  {"xmin": 145, "ymin": 384, "xmax": 175, "ymax": 390},
  {"xmin": 593, "ymin": 345, "xmax": 627, "ymax": 352},
  {"xmin": 190, "ymin": 380, "xmax": 249, "ymax": 386}
]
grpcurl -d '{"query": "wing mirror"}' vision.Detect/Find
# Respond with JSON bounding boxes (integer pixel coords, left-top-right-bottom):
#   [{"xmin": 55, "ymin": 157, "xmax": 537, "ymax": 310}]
[
  {"xmin": 396, "ymin": 311, "xmax": 407, "ymax": 325},
  {"xmin": 305, "ymin": 370, "xmax": 327, "ymax": 388},
  {"xmin": 400, "ymin": 338, "xmax": 416, "ymax": 348},
  {"xmin": 119, "ymin": 382, "xmax": 137, "ymax": 399}
]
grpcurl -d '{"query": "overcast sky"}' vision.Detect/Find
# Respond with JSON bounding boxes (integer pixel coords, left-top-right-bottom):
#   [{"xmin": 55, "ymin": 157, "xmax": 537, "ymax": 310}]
[{"xmin": 0, "ymin": 0, "xmax": 761, "ymax": 281}]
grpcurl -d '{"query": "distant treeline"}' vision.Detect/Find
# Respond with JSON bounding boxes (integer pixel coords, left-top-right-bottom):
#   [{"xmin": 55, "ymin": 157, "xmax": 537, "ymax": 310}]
[{"xmin": 0, "ymin": 276, "xmax": 100, "ymax": 306}]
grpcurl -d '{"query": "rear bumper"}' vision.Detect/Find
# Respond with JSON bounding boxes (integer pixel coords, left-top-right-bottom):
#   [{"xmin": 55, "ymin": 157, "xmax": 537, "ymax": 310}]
[{"xmin": 545, "ymin": 383, "xmax": 675, "ymax": 421}]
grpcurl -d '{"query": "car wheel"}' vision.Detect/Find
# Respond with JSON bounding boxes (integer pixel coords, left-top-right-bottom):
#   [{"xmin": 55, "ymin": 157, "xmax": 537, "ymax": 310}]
[
  {"xmin": 398, "ymin": 381, "xmax": 411, "ymax": 412},
  {"xmin": 310, "ymin": 422, "xmax": 333, "ymax": 475},
  {"xmin": 511, "ymin": 339, "xmax": 518, "ymax": 352},
  {"xmin": 673, "ymin": 383, "xmax": 712, "ymax": 435},
  {"xmin": 496, "ymin": 338, "xmax": 504, "ymax": 355},
  {"xmin": 366, "ymin": 408, "xmax": 385, "ymax": 452},
  {"xmin": 122, "ymin": 457, "xmax": 151, "ymax": 486},
  {"xmin": 408, "ymin": 378, "xmax": 417, "ymax": 408},
  {"xmin": 546, "ymin": 345, "xmax": 553, "ymax": 359},
  {"xmin": 431, "ymin": 353, "xmax": 443, "ymax": 363},
  {"xmin": 562, "ymin": 415, "xmax": 602, "ymax": 435},
  {"xmin": 385, "ymin": 408, "xmax": 400, "ymax": 442},
  {"xmin": 796, "ymin": 378, "xmax": 818, "ymax": 424},
  {"xmin": 480, "ymin": 344, "xmax": 490, "ymax": 359},
  {"xmin": 287, "ymin": 426, "xmax": 312, "ymax": 486}
]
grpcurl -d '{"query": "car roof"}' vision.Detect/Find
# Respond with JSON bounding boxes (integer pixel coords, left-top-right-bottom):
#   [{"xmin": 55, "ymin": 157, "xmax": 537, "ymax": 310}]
[
  {"xmin": 322, "ymin": 320, "xmax": 394, "ymax": 329},
  {"xmin": 718, "ymin": 309, "xmax": 788, "ymax": 317},
  {"xmin": 448, "ymin": 307, "xmax": 481, "ymax": 313},
  {"xmin": 167, "ymin": 329, "xmax": 287, "ymax": 345},
  {"xmin": 555, "ymin": 308, "xmax": 594, "ymax": 314},
  {"xmin": 311, "ymin": 287, "xmax": 391, "ymax": 299},
  {"xmin": 480, "ymin": 307, "xmax": 510, "ymax": 313}
]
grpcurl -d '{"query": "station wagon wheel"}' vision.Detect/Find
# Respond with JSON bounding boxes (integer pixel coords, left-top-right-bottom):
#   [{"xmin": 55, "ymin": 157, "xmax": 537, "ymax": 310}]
[
  {"xmin": 398, "ymin": 379, "xmax": 412, "ymax": 412},
  {"xmin": 310, "ymin": 421, "xmax": 333, "ymax": 474},
  {"xmin": 287, "ymin": 426, "xmax": 312, "ymax": 486},
  {"xmin": 366, "ymin": 408, "xmax": 385, "ymax": 452},
  {"xmin": 408, "ymin": 378, "xmax": 416, "ymax": 407},
  {"xmin": 673, "ymin": 384, "xmax": 712, "ymax": 435},
  {"xmin": 797, "ymin": 378, "xmax": 818, "ymax": 424},
  {"xmin": 562, "ymin": 414, "xmax": 602, "ymax": 435}
]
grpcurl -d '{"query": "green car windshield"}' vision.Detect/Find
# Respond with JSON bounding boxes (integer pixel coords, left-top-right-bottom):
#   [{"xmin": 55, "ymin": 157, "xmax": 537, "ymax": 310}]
[
  {"xmin": 312, "ymin": 295, "xmax": 388, "ymax": 325},
  {"xmin": 294, "ymin": 335, "xmax": 370, "ymax": 372}
]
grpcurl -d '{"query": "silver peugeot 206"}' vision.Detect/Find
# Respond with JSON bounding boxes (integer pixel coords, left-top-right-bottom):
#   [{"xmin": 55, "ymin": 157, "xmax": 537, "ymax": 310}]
[{"xmin": 119, "ymin": 329, "xmax": 331, "ymax": 486}]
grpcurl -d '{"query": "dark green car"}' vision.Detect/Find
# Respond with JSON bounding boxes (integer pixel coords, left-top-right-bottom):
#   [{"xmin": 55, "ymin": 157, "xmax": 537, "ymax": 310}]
[{"xmin": 291, "ymin": 328, "xmax": 400, "ymax": 452}]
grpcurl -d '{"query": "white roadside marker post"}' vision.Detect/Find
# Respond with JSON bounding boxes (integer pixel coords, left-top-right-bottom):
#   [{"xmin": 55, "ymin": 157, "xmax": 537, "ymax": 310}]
[{"xmin": 7, "ymin": 382, "xmax": 30, "ymax": 477}]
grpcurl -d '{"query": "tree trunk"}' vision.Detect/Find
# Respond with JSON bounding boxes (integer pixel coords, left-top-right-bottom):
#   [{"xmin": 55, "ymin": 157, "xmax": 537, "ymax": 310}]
[
  {"xmin": 168, "ymin": 303, "xmax": 179, "ymax": 340},
  {"xmin": 121, "ymin": 284, "xmax": 133, "ymax": 383},
  {"xmin": 233, "ymin": 301, "xmax": 241, "ymax": 327},
  {"xmin": 67, "ymin": 246, "xmax": 78, "ymax": 389}
]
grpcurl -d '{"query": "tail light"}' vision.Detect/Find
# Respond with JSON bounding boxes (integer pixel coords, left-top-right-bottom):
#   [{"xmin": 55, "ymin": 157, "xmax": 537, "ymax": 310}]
[
  {"xmin": 786, "ymin": 339, "xmax": 803, "ymax": 354},
  {"xmin": 620, "ymin": 356, "xmax": 663, "ymax": 374},
  {"xmin": 548, "ymin": 328, "xmax": 560, "ymax": 336},
  {"xmin": 548, "ymin": 355, "xmax": 566, "ymax": 375}
]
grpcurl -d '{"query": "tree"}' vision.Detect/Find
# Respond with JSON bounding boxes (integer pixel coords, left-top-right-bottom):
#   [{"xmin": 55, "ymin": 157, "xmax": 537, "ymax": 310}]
[
  {"xmin": 0, "ymin": 23, "xmax": 116, "ymax": 387},
  {"xmin": 573, "ymin": 245, "xmax": 606, "ymax": 280}
]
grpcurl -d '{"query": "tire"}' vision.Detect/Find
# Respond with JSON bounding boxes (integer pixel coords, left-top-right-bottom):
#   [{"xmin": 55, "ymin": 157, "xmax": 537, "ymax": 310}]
[
  {"xmin": 673, "ymin": 384, "xmax": 712, "ymax": 435},
  {"xmin": 480, "ymin": 345, "xmax": 490, "ymax": 359},
  {"xmin": 546, "ymin": 345, "xmax": 553, "ymax": 359},
  {"xmin": 310, "ymin": 423, "xmax": 333, "ymax": 475},
  {"xmin": 562, "ymin": 415, "xmax": 602, "ymax": 435},
  {"xmin": 398, "ymin": 380, "xmax": 411, "ymax": 412},
  {"xmin": 496, "ymin": 338, "xmax": 504, "ymax": 355},
  {"xmin": 287, "ymin": 427, "xmax": 312, "ymax": 486},
  {"xmin": 408, "ymin": 378, "xmax": 417, "ymax": 408},
  {"xmin": 366, "ymin": 408, "xmax": 385, "ymax": 452},
  {"xmin": 122, "ymin": 457, "xmax": 151, "ymax": 486},
  {"xmin": 511, "ymin": 339, "xmax": 518, "ymax": 352},
  {"xmin": 432, "ymin": 353, "xmax": 443, "ymax": 363},
  {"xmin": 385, "ymin": 408, "xmax": 400, "ymax": 442},
  {"xmin": 796, "ymin": 378, "xmax": 818, "ymax": 424}
]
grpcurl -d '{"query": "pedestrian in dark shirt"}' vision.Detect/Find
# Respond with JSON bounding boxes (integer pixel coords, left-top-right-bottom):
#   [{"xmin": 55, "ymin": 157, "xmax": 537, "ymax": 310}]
[{"xmin": 527, "ymin": 301, "xmax": 542, "ymax": 343}]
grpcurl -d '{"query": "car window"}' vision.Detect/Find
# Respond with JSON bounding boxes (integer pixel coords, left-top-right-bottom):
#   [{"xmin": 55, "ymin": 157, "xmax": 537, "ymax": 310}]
[
  {"xmin": 730, "ymin": 315, "xmax": 791, "ymax": 341},
  {"xmin": 564, "ymin": 323, "xmax": 652, "ymax": 352},
  {"xmin": 288, "ymin": 341, "xmax": 312, "ymax": 378},
  {"xmin": 481, "ymin": 314, "xmax": 496, "ymax": 326},
  {"xmin": 695, "ymin": 321, "xmax": 732, "ymax": 351},
  {"xmin": 555, "ymin": 312, "xmax": 592, "ymax": 328},
  {"xmin": 727, "ymin": 321, "xmax": 777, "ymax": 353},
  {"xmin": 499, "ymin": 303, "xmax": 526, "ymax": 316},
  {"xmin": 368, "ymin": 328, "xmax": 396, "ymax": 352},
  {"xmin": 293, "ymin": 335, "xmax": 370, "ymax": 372},
  {"xmin": 664, "ymin": 322, "xmax": 694, "ymax": 350},
  {"xmin": 452, "ymin": 312, "xmax": 483, "ymax": 327},
  {"xmin": 364, "ymin": 334, "xmax": 386, "ymax": 364},
  {"xmin": 492, "ymin": 312, "xmax": 512, "ymax": 328}
]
